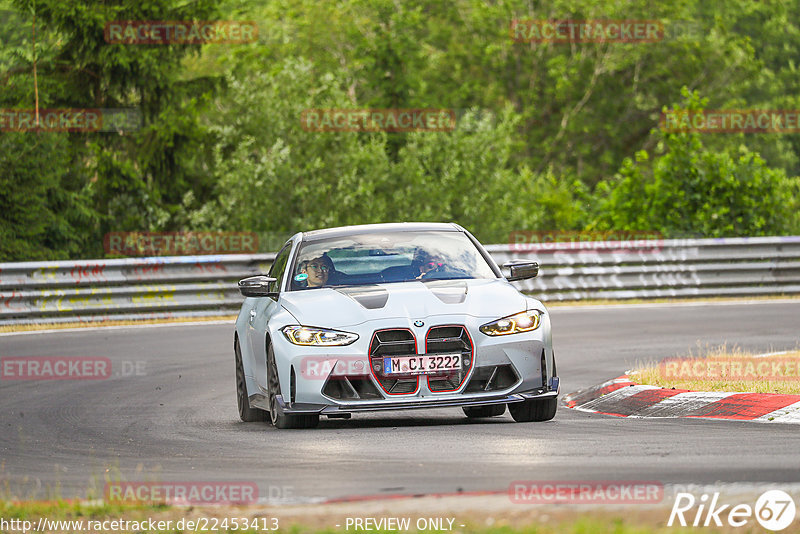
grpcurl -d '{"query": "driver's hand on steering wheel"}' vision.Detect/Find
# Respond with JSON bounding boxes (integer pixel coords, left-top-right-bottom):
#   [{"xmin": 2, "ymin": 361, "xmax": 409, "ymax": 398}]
[{"xmin": 417, "ymin": 260, "xmax": 444, "ymax": 279}]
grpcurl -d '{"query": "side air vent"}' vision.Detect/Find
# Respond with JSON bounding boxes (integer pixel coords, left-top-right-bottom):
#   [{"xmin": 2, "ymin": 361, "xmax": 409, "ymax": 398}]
[
  {"xmin": 463, "ymin": 364, "xmax": 520, "ymax": 393},
  {"xmin": 322, "ymin": 375, "xmax": 383, "ymax": 400}
]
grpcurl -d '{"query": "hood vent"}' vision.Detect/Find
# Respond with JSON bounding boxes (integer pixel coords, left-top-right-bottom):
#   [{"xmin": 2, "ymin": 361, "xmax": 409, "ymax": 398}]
[
  {"xmin": 335, "ymin": 285, "xmax": 390, "ymax": 309},
  {"xmin": 422, "ymin": 280, "xmax": 468, "ymax": 304}
]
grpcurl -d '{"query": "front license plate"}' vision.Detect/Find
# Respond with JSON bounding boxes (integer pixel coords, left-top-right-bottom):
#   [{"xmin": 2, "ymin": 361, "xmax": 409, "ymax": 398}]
[{"xmin": 383, "ymin": 354, "xmax": 461, "ymax": 375}]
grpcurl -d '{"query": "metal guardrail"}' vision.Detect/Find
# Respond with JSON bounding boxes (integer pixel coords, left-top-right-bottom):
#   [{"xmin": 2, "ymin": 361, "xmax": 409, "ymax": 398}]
[
  {"xmin": 1, "ymin": 236, "xmax": 799, "ymax": 325},
  {"xmin": 0, "ymin": 254, "xmax": 275, "ymax": 325},
  {"xmin": 487, "ymin": 235, "xmax": 800, "ymax": 300}
]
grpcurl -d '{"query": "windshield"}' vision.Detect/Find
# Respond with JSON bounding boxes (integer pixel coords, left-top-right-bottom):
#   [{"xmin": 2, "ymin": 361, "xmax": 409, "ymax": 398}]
[{"xmin": 289, "ymin": 231, "xmax": 497, "ymax": 290}]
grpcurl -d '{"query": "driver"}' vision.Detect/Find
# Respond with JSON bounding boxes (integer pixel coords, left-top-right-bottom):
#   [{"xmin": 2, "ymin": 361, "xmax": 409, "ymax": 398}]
[{"xmin": 304, "ymin": 254, "xmax": 334, "ymax": 287}]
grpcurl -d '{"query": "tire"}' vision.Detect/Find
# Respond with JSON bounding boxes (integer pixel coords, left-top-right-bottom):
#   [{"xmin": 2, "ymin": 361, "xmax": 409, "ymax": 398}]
[
  {"xmin": 508, "ymin": 396, "xmax": 558, "ymax": 422},
  {"xmin": 235, "ymin": 337, "xmax": 268, "ymax": 422},
  {"xmin": 462, "ymin": 404, "xmax": 506, "ymax": 418},
  {"xmin": 267, "ymin": 344, "xmax": 319, "ymax": 429}
]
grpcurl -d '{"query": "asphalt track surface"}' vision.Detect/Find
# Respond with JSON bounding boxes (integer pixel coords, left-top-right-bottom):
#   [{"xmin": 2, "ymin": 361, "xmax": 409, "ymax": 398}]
[{"xmin": 1, "ymin": 301, "xmax": 799, "ymax": 502}]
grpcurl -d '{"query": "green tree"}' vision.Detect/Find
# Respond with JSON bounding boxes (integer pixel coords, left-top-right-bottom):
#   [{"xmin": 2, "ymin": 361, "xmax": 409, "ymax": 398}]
[
  {"xmin": 2, "ymin": 0, "xmax": 222, "ymax": 259},
  {"xmin": 591, "ymin": 91, "xmax": 800, "ymax": 237},
  {"xmin": 188, "ymin": 58, "xmax": 393, "ymax": 234},
  {"xmin": 0, "ymin": 132, "xmax": 96, "ymax": 259}
]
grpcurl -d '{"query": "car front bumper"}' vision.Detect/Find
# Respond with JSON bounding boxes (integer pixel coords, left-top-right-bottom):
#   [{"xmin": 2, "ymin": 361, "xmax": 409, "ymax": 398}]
[{"xmin": 264, "ymin": 376, "xmax": 559, "ymax": 416}]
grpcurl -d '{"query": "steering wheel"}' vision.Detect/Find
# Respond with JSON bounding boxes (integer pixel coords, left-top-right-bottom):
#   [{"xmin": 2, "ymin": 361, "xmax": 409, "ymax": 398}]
[{"xmin": 420, "ymin": 265, "xmax": 469, "ymax": 280}]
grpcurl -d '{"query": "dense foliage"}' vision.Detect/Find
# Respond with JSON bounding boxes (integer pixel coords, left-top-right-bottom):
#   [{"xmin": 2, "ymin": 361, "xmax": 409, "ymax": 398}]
[{"xmin": 1, "ymin": 0, "xmax": 799, "ymax": 259}]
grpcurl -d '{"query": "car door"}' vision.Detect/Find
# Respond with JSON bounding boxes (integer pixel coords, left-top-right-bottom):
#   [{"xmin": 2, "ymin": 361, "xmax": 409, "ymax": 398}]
[{"xmin": 247, "ymin": 241, "xmax": 294, "ymax": 392}]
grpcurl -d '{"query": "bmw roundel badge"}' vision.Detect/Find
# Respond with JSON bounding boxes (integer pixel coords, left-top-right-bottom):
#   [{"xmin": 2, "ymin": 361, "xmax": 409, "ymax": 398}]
[{"xmin": 414, "ymin": 320, "xmax": 424, "ymax": 327}]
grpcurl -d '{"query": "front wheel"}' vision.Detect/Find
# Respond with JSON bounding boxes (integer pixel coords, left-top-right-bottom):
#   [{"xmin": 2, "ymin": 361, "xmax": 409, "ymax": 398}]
[
  {"xmin": 267, "ymin": 344, "xmax": 319, "ymax": 429},
  {"xmin": 508, "ymin": 397, "xmax": 557, "ymax": 422},
  {"xmin": 235, "ymin": 338, "xmax": 268, "ymax": 422}
]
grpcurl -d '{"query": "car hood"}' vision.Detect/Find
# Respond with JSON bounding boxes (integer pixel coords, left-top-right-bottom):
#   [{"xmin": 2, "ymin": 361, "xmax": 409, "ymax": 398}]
[{"xmin": 279, "ymin": 278, "xmax": 527, "ymax": 328}]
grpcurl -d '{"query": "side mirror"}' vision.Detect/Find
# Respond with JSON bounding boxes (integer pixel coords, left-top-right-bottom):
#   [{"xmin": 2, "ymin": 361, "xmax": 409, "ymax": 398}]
[
  {"xmin": 502, "ymin": 260, "xmax": 539, "ymax": 282},
  {"xmin": 238, "ymin": 275, "xmax": 278, "ymax": 297}
]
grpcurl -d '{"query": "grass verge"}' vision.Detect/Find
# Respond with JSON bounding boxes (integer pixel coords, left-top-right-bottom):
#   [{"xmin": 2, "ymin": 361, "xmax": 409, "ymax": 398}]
[
  {"xmin": 0, "ymin": 499, "xmax": 739, "ymax": 534},
  {"xmin": 543, "ymin": 294, "xmax": 800, "ymax": 307},
  {"xmin": 0, "ymin": 316, "xmax": 237, "ymax": 334},
  {"xmin": 630, "ymin": 345, "xmax": 800, "ymax": 394}
]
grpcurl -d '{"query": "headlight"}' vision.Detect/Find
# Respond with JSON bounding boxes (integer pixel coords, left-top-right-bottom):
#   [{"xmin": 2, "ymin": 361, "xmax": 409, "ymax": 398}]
[
  {"xmin": 282, "ymin": 325, "xmax": 359, "ymax": 346},
  {"xmin": 479, "ymin": 310, "xmax": 542, "ymax": 336}
]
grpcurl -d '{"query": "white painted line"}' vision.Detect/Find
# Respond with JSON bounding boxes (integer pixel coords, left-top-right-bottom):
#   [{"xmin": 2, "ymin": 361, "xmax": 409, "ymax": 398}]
[
  {"xmin": 753, "ymin": 350, "xmax": 792, "ymax": 358},
  {"xmin": 630, "ymin": 391, "xmax": 737, "ymax": 418},
  {"xmin": 569, "ymin": 404, "xmax": 599, "ymax": 414},
  {"xmin": 756, "ymin": 400, "xmax": 800, "ymax": 424},
  {"xmin": 577, "ymin": 384, "xmax": 660, "ymax": 412},
  {"xmin": 563, "ymin": 376, "xmax": 632, "ymax": 406}
]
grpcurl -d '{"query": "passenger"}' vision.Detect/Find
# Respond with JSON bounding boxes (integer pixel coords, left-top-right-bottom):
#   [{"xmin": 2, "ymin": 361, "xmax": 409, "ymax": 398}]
[{"xmin": 413, "ymin": 251, "xmax": 445, "ymax": 279}]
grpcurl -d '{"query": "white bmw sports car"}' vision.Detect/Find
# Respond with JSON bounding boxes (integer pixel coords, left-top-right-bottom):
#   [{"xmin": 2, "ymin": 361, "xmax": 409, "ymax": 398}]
[{"xmin": 234, "ymin": 222, "xmax": 558, "ymax": 428}]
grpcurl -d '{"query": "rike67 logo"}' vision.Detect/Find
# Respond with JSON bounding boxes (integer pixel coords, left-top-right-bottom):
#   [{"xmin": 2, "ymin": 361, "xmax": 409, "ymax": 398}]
[{"xmin": 669, "ymin": 490, "xmax": 796, "ymax": 531}]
